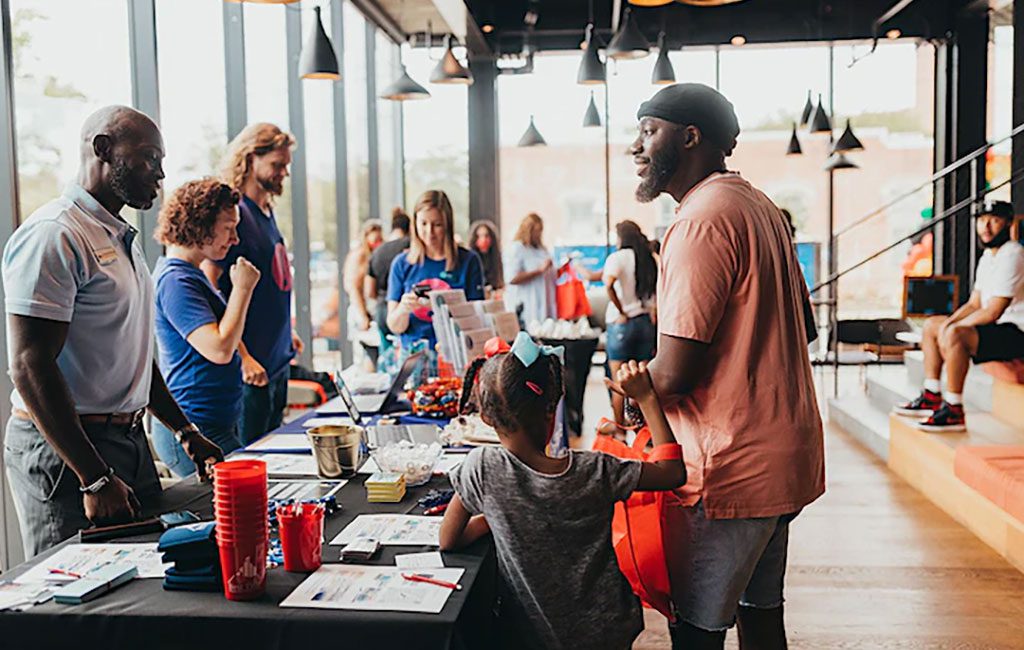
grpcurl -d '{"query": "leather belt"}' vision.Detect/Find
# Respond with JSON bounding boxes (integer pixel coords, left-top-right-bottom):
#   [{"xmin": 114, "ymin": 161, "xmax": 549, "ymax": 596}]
[{"xmin": 13, "ymin": 408, "xmax": 145, "ymax": 427}]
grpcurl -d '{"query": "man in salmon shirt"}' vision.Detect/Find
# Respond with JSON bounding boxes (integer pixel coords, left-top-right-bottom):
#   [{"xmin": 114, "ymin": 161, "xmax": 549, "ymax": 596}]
[{"xmin": 630, "ymin": 84, "xmax": 825, "ymax": 648}]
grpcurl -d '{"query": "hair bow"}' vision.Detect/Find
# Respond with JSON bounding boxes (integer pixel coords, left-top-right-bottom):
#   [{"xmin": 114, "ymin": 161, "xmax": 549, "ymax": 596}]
[
  {"xmin": 484, "ymin": 337, "xmax": 511, "ymax": 358},
  {"xmin": 510, "ymin": 332, "xmax": 564, "ymax": 366}
]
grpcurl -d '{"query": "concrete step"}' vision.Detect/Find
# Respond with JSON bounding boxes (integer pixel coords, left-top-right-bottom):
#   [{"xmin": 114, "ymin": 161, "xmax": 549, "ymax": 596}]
[
  {"xmin": 992, "ymin": 377, "xmax": 1024, "ymax": 428},
  {"xmin": 904, "ymin": 350, "xmax": 993, "ymax": 412},
  {"xmin": 866, "ymin": 366, "xmax": 989, "ymax": 414},
  {"xmin": 828, "ymin": 392, "xmax": 890, "ymax": 462}
]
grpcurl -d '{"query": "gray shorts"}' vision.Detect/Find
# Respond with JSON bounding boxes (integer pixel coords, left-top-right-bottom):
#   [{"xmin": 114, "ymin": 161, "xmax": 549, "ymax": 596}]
[
  {"xmin": 664, "ymin": 500, "xmax": 795, "ymax": 632},
  {"xmin": 3, "ymin": 415, "xmax": 161, "ymax": 558}
]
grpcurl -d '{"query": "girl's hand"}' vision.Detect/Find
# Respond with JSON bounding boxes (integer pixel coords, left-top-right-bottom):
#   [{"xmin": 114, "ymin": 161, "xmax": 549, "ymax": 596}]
[
  {"xmin": 399, "ymin": 292, "xmax": 423, "ymax": 313},
  {"xmin": 616, "ymin": 360, "xmax": 655, "ymax": 403}
]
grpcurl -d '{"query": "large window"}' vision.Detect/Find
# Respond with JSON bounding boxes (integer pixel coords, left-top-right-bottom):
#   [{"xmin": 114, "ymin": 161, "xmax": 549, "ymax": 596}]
[
  {"xmin": 402, "ymin": 44, "xmax": 469, "ymax": 234},
  {"xmin": 376, "ymin": 32, "xmax": 403, "ymax": 217},
  {"xmin": 302, "ymin": 4, "xmax": 340, "ymax": 372},
  {"xmin": 244, "ymin": 2, "xmax": 293, "ymax": 243},
  {"xmin": 987, "ymin": 19, "xmax": 1014, "ymax": 203},
  {"xmin": 156, "ymin": 0, "xmax": 228, "ymax": 193},
  {"xmin": 10, "ymin": 0, "xmax": 132, "ymax": 221}
]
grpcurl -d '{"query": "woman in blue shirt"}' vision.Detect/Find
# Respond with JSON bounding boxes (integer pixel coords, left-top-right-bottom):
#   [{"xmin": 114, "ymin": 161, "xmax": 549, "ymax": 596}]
[
  {"xmin": 152, "ymin": 179, "xmax": 260, "ymax": 477},
  {"xmin": 386, "ymin": 190, "xmax": 484, "ymax": 352}
]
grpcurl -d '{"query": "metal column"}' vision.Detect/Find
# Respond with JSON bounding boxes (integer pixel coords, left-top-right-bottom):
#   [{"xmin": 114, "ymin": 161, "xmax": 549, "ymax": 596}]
[
  {"xmin": 330, "ymin": 0, "xmax": 353, "ymax": 368},
  {"xmin": 285, "ymin": 8, "xmax": 313, "ymax": 368},
  {"xmin": 127, "ymin": 0, "xmax": 163, "ymax": 267},
  {"xmin": 1013, "ymin": 0, "xmax": 1024, "ymax": 218},
  {"xmin": 223, "ymin": 2, "xmax": 247, "ymax": 141},
  {"xmin": 365, "ymin": 21, "xmax": 380, "ymax": 221},
  {"xmin": 467, "ymin": 54, "xmax": 500, "ymax": 227}
]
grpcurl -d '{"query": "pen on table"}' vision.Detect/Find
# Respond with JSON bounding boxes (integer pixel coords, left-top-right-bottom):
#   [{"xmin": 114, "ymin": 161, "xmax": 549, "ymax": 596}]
[
  {"xmin": 402, "ymin": 573, "xmax": 462, "ymax": 591},
  {"xmin": 423, "ymin": 503, "xmax": 448, "ymax": 516},
  {"xmin": 48, "ymin": 568, "xmax": 83, "ymax": 579}
]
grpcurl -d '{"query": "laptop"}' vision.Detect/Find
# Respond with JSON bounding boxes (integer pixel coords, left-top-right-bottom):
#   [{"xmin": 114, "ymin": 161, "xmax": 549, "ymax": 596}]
[
  {"xmin": 328, "ymin": 368, "xmax": 439, "ymax": 449},
  {"xmin": 317, "ymin": 352, "xmax": 424, "ymax": 416}
]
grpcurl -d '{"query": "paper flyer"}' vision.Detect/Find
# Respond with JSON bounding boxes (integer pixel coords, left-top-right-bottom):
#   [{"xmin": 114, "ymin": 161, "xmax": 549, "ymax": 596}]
[
  {"xmin": 15, "ymin": 543, "xmax": 169, "ymax": 584},
  {"xmin": 280, "ymin": 565, "xmax": 465, "ymax": 614},
  {"xmin": 329, "ymin": 515, "xmax": 442, "ymax": 546}
]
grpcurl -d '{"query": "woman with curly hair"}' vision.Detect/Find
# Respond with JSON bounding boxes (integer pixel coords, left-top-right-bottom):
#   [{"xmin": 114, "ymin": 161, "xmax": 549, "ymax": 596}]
[{"xmin": 152, "ymin": 178, "xmax": 260, "ymax": 477}]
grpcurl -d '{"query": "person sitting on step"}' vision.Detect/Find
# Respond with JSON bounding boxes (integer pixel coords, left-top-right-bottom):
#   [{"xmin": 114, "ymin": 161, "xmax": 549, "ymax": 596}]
[{"xmin": 894, "ymin": 201, "xmax": 1024, "ymax": 432}]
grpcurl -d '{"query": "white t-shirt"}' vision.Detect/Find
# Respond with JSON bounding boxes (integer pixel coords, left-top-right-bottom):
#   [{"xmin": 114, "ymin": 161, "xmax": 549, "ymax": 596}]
[
  {"xmin": 603, "ymin": 248, "xmax": 653, "ymax": 322},
  {"xmin": 974, "ymin": 239, "xmax": 1024, "ymax": 331}
]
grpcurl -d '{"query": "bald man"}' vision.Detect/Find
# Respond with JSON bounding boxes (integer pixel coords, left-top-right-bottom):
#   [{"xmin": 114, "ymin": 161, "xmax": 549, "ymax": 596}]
[{"xmin": 2, "ymin": 105, "xmax": 223, "ymax": 557}]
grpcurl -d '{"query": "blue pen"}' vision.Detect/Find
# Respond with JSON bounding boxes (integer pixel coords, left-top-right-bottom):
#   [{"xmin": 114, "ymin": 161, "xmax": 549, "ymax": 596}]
[{"xmin": 312, "ymin": 590, "xmax": 325, "ymax": 601}]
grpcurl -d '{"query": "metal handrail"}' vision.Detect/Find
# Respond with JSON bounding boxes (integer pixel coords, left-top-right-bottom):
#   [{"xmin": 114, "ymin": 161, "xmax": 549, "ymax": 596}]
[
  {"xmin": 810, "ymin": 168, "xmax": 1024, "ymax": 295},
  {"xmin": 831, "ymin": 123, "xmax": 1024, "ymax": 240}
]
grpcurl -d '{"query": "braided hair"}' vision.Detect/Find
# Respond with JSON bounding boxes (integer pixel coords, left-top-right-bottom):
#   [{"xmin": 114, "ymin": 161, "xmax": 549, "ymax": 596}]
[{"xmin": 460, "ymin": 352, "xmax": 564, "ymax": 448}]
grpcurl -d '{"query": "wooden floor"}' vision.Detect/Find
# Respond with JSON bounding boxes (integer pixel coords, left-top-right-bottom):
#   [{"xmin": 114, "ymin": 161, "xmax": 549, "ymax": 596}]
[{"xmin": 572, "ymin": 369, "xmax": 1024, "ymax": 649}]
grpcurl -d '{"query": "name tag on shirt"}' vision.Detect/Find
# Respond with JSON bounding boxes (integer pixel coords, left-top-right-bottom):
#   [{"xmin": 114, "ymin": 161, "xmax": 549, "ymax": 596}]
[{"xmin": 94, "ymin": 247, "xmax": 118, "ymax": 266}]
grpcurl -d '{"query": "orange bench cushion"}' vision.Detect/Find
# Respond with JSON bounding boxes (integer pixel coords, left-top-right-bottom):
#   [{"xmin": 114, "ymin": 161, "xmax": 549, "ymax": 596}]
[
  {"xmin": 954, "ymin": 446, "xmax": 1024, "ymax": 525},
  {"xmin": 981, "ymin": 360, "xmax": 1024, "ymax": 384}
]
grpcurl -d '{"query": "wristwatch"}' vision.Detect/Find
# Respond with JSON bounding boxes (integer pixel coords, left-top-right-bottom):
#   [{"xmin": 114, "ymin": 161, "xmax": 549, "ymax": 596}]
[
  {"xmin": 80, "ymin": 466, "xmax": 115, "ymax": 494},
  {"xmin": 174, "ymin": 423, "xmax": 202, "ymax": 445}
]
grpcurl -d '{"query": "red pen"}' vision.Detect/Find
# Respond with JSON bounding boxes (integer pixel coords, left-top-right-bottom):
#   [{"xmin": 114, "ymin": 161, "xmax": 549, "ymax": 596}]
[
  {"xmin": 423, "ymin": 503, "xmax": 448, "ymax": 516},
  {"xmin": 49, "ymin": 568, "xmax": 83, "ymax": 579},
  {"xmin": 401, "ymin": 573, "xmax": 462, "ymax": 591}
]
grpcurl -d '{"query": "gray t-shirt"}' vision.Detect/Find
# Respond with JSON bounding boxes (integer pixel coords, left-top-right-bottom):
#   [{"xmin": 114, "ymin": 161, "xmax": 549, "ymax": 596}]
[{"xmin": 450, "ymin": 446, "xmax": 643, "ymax": 650}]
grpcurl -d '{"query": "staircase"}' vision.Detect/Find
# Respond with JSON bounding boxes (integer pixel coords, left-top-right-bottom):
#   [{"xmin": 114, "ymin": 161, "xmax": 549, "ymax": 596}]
[{"xmin": 829, "ymin": 360, "xmax": 1024, "ymax": 573}]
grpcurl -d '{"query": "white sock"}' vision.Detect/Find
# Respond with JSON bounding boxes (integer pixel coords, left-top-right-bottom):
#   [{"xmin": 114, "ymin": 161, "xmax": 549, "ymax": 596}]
[
  {"xmin": 923, "ymin": 378, "xmax": 941, "ymax": 393},
  {"xmin": 944, "ymin": 392, "xmax": 963, "ymax": 406}
]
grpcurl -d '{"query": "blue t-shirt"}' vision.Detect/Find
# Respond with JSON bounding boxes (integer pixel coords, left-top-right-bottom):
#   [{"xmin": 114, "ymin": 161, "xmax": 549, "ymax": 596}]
[
  {"xmin": 154, "ymin": 257, "xmax": 242, "ymax": 428},
  {"xmin": 217, "ymin": 196, "xmax": 294, "ymax": 379},
  {"xmin": 387, "ymin": 247, "xmax": 485, "ymax": 349}
]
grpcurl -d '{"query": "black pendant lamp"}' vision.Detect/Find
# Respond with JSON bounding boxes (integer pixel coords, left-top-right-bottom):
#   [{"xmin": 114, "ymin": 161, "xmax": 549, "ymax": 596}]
[
  {"xmin": 799, "ymin": 91, "xmax": 813, "ymax": 127},
  {"xmin": 518, "ymin": 116, "xmax": 547, "ymax": 147},
  {"xmin": 577, "ymin": 23, "xmax": 606, "ymax": 85},
  {"xmin": 786, "ymin": 124, "xmax": 802, "ymax": 155},
  {"xmin": 824, "ymin": 152, "xmax": 859, "ymax": 171},
  {"xmin": 810, "ymin": 95, "xmax": 831, "ymax": 133},
  {"xmin": 380, "ymin": 65, "xmax": 431, "ymax": 100},
  {"xmin": 299, "ymin": 6, "xmax": 340, "ymax": 80},
  {"xmin": 607, "ymin": 8, "xmax": 650, "ymax": 60},
  {"xmin": 583, "ymin": 93, "xmax": 602, "ymax": 127},
  {"xmin": 832, "ymin": 119, "xmax": 864, "ymax": 153},
  {"xmin": 430, "ymin": 35, "xmax": 473, "ymax": 85},
  {"xmin": 651, "ymin": 33, "xmax": 675, "ymax": 85}
]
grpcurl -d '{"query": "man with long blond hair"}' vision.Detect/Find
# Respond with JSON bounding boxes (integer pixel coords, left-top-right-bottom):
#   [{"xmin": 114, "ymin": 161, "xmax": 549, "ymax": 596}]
[{"xmin": 202, "ymin": 123, "xmax": 303, "ymax": 444}]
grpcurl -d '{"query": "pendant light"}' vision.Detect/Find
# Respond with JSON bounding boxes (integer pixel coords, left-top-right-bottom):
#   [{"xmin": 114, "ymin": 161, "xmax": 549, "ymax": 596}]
[
  {"xmin": 799, "ymin": 91, "xmax": 813, "ymax": 127},
  {"xmin": 651, "ymin": 32, "xmax": 675, "ymax": 84},
  {"xmin": 430, "ymin": 35, "xmax": 473, "ymax": 85},
  {"xmin": 810, "ymin": 94, "xmax": 831, "ymax": 133},
  {"xmin": 583, "ymin": 93, "xmax": 602, "ymax": 127},
  {"xmin": 380, "ymin": 41, "xmax": 430, "ymax": 101},
  {"xmin": 577, "ymin": 23, "xmax": 606, "ymax": 85},
  {"xmin": 628, "ymin": 0, "xmax": 674, "ymax": 5},
  {"xmin": 832, "ymin": 119, "xmax": 864, "ymax": 153},
  {"xmin": 786, "ymin": 124, "xmax": 802, "ymax": 155},
  {"xmin": 518, "ymin": 116, "xmax": 547, "ymax": 147},
  {"xmin": 607, "ymin": 7, "xmax": 650, "ymax": 60},
  {"xmin": 299, "ymin": 6, "xmax": 340, "ymax": 80},
  {"xmin": 824, "ymin": 152, "xmax": 859, "ymax": 171}
]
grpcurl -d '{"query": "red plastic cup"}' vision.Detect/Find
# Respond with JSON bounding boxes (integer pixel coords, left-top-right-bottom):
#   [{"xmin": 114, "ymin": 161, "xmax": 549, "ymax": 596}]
[
  {"xmin": 277, "ymin": 504, "xmax": 325, "ymax": 572},
  {"xmin": 218, "ymin": 536, "xmax": 267, "ymax": 601},
  {"xmin": 214, "ymin": 459, "xmax": 267, "ymax": 482},
  {"xmin": 216, "ymin": 527, "xmax": 268, "ymax": 545}
]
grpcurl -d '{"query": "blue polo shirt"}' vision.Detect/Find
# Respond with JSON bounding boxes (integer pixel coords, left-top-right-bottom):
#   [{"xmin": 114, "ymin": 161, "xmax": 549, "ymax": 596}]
[
  {"xmin": 387, "ymin": 247, "xmax": 485, "ymax": 349},
  {"xmin": 217, "ymin": 196, "xmax": 294, "ymax": 379},
  {"xmin": 154, "ymin": 257, "xmax": 242, "ymax": 428}
]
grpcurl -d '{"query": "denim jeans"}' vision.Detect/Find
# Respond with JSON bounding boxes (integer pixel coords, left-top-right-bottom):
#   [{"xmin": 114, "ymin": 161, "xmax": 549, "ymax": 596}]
[
  {"xmin": 3, "ymin": 415, "xmax": 161, "ymax": 558},
  {"xmin": 151, "ymin": 420, "xmax": 242, "ymax": 478},
  {"xmin": 605, "ymin": 313, "xmax": 657, "ymax": 362},
  {"xmin": 238, "ymin": 368, "xmax": 289, "ymax": 445}
]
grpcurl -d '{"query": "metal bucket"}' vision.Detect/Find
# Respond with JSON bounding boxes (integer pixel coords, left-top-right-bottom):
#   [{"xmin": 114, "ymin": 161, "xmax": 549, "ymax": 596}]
[{"xmin": 305, "ymin": 425, "xmax": 364, "ymax": 479}]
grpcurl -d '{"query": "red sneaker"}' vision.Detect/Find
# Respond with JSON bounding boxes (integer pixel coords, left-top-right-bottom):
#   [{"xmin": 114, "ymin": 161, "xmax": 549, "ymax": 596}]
[
  {"xmin": 893, "ymin": 389, "xmax": 942, "ymax": 417},
  {"xmin": 916, "ymin": 402, "xmax": 966, "ymax": 432}
]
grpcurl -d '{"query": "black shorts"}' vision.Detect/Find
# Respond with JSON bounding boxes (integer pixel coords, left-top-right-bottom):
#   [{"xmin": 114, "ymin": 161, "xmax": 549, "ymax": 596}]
[{"xmin": 973, "ymin": 323, "xmax": 1024, "ymax": 363}]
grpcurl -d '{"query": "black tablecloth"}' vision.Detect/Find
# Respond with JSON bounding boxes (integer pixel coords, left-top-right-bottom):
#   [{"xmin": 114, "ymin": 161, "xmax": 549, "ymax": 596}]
[
  {"xmin": 0, "ymin": 471, "xmax": 496, "ymax": 650},
  {"xmin": 541, "ymin": 337, "xmax": 599, "ymax": 437}
]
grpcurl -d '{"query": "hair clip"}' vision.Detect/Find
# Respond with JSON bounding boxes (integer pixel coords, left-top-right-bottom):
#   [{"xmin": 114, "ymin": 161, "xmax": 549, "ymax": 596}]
[
  {"xmin": 484, "ymin": 337, "xmax": 511, "ymax": 358},
  {"xmin": 525, "ymin": 381, "xmax": 543, "ymax": 396}
]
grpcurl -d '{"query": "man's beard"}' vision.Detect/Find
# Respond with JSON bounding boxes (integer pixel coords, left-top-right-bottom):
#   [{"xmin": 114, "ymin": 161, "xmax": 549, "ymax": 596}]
[
  {"xmin": 981, "ymin": 224, "xmax": 1011, "ymax": 249},
  {"xmin": 635, "ymin": 145, "xmax": 679, "ymax": 203},
  {"xmin": 109, "ymin": 159, "xmax": 155, "ymax": 210},
  {"xmin": 259, "ymin": 174, "xmax": 284, "ymax": 196}
]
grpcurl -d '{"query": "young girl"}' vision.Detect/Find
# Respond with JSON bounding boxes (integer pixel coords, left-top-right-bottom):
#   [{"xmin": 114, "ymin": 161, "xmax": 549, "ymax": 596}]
[{"xmin": 440, "ymin": 332, "xmax": 685, "ymax": 650}]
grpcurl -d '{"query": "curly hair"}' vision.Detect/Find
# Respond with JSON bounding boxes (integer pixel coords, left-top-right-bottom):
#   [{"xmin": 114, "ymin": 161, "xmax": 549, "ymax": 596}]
[
  {"xmin": 460, "ymin": 351, "xmax": 564, "ymax": 448},
  {"xmin": 155, "ymin": 178, "xmax": 240, "ymax": 247},
  {"xmin": 219, "ymin": 122, "xmax": 296, "ymax": 195}
]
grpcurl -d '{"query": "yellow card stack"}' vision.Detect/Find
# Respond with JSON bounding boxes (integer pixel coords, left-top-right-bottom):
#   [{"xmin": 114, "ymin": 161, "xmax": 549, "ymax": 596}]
[{"xmin": 365, "ymin": 472, "xmax": 406, "ymax": 503}]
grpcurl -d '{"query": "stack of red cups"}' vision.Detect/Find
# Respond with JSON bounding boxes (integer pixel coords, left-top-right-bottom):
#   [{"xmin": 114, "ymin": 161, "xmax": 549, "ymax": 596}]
[{"xmin": 213, "ymin": 460, "xmax": 268, "ymax": 601}]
